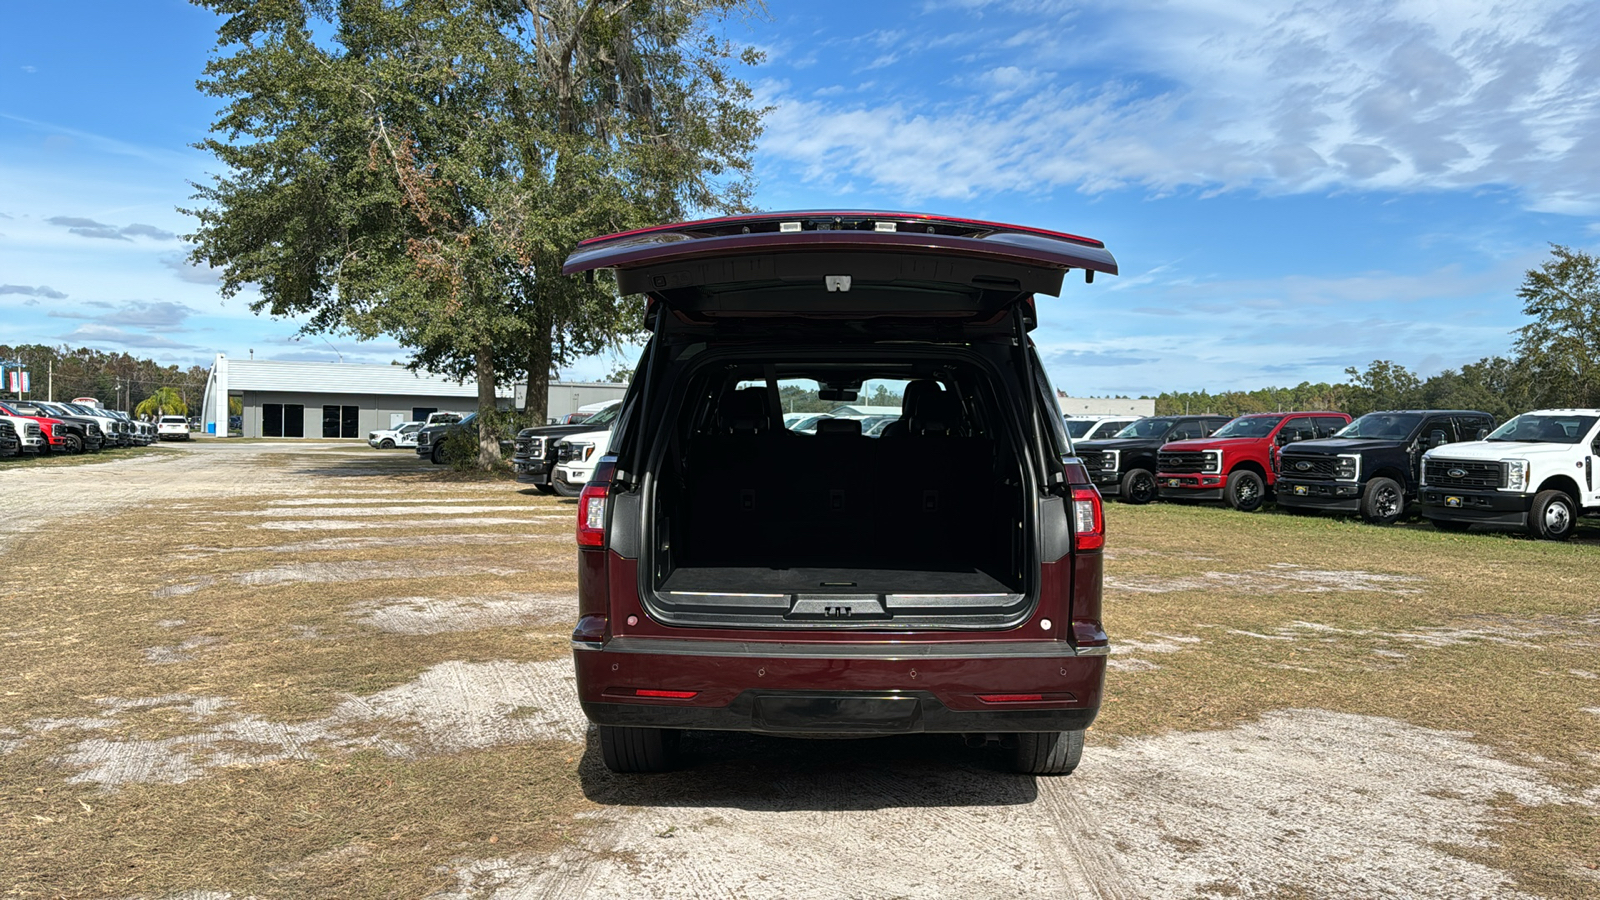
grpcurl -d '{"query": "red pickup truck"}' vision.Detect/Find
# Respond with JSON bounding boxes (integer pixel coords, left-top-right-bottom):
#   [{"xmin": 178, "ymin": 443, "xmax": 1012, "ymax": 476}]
[{"xmin": 1156, "ymin": 412, "xmax": 1350, "ymax": 511}]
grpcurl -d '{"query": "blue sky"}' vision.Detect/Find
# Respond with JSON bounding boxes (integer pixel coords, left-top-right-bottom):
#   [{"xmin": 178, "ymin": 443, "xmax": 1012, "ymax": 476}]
[{"xmin": 2, "ymin": 0, "xmax": 1598, "ymax": 396}]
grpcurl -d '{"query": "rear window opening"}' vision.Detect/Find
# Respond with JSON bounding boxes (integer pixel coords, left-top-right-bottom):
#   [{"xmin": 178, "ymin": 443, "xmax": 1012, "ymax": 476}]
[{"xmin": 639, "ymin": 350, "xmax": 1042, "ymax": 631}]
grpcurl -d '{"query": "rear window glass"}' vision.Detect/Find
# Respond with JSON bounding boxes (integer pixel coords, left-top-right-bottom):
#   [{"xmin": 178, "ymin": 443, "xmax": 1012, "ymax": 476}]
[{"xmin": 739, "ymin": 378, "xmax": 908, "ymax": 436}]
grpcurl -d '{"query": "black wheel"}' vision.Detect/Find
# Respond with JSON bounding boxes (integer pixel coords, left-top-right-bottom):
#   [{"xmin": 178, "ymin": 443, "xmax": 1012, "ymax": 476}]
[
  {"xmin": 379, "ymin": 438, "xmax": 394, "ymax": 449},
  {"xmin": 1012, "ymin": 729, "xmax": 1085, "ymax": 775},
  {"xmin": 62, "ymin": 434, "xmax": 84, "ymax": 455},
  {"xmin": 1430, "ymin": 518, "xmax": 1471, "ymax": 533},
  {"xmin": 1360, "ymin": 477, "xmax": 1404, "ymax": 526},
  {"xmin": 430, "ymin": 442, "xmax": 446, "ymax": 465},
  {"xmin": 1528, "ymin": 490, "xmax": 1576, "ymax": 541},
  {"xmin": 533, "ymin": 483, "xmax": 557, "ymax": 495},
  {"xmin": 1224, "ymin": 470, "xmax": 1265, "ymax": 511},
  {"xmin": 598, "ymin": 725, "xmax": 680, "ymax": 773},
  {"xmin": 1120, "ymin": 468, "xmax": 1157, "ymax": 504}
]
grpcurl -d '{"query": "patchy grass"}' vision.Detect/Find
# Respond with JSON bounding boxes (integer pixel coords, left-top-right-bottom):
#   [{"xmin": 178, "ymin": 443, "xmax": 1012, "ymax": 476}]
[
  {"xmin": 0, "ymin": 464, "xmax": 587, "ymax": 899},
  {"xmin": 0, "ymin": 444, "xmax": 173, "ymax": 469},
  {"xmin": 3, "ymin": 449, "xmax": 1597, "ymax": 898},
  {"xmin": 1097, "ymin": 501, "xmax": 1600, "ymax": 898}
]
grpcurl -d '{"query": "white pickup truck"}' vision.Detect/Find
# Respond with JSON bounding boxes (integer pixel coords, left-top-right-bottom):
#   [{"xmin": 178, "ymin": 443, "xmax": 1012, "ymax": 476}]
[
  {"xmin": 550, "ymin": 426, "xmax": 612, "ymax": 497},
  {"xmin": 1419, "ymin": 408, "xmax": 1600, "ymax": 540}
]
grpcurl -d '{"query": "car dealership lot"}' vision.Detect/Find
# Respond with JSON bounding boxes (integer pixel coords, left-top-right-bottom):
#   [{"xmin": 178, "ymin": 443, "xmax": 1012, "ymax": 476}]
[{"xmin": 1, "ymin": 445, "xmax": 1596, "ymax": 898}]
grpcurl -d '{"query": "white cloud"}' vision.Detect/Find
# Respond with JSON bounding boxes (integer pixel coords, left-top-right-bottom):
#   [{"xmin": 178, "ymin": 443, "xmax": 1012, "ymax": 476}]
[{"xmin": 760, "ymin": 0, "xmax": 1600, "ymax": 211}]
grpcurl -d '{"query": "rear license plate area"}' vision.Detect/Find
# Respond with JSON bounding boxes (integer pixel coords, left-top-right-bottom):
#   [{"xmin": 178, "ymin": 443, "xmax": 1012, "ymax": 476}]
[{"xmin": 752, "ymin": 695, "xmax": 923, "ymax": 733}]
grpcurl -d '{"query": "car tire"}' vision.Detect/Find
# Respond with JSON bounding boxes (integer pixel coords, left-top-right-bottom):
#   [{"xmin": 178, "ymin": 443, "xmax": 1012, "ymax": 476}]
[
  {"xmin": 1360, "ymin": 477, "xmax": 1404, "ymax": 526},
  {"xmin": 1429, "ymin": 518, "xmax": 1471, "ymax": 533},
  {"xmin": 1120, "ymin": 468, "xmax": 1157, "ymax": 504},
  {"xmin": 598, "ymin": 725, "xmax": 680, "ymax": 773},
  {"xmin": 1528, "ymin": 490, "xmax": 1576, "ymax": 542},
  {"xmin": 1224, "ymin": 470, "xmax": 1266, "ymax": 512},
  {"xmin": 379, "ymin": 439, "xmax": 394, "ymax": 449},
  {"xmin": 1012, "ymin": 729, "xmax": 1085, "ymax": 775},
  {"xmin": 534, "ymin": 483, "xmax": 557, "ymax": 495},
  {"xmin": 62, "ymin": 434, "xmax": 84, "ymax": 455}
]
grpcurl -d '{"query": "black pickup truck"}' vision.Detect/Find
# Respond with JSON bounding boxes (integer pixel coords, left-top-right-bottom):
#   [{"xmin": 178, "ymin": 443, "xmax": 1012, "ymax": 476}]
[
  {"xmin": 1275, "ymin": 409, "xmax": 1495, "ymax": 524},
  {"xmin": 1074, "ymin": 415, "xmax": 1232, "ymax": 503},
  {"xmin": 511, "ymin": 402, "xmax": 621, "ymax": 493}
]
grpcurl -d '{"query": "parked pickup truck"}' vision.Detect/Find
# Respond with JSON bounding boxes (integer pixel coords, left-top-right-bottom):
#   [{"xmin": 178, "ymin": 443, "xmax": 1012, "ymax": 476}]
[
  {"xmin": 1275, "ymin": 410, "xmax": 1495, "ymax": 524},
  {"xmin": 1075, "ymin": 415, "xmax": 1232, "ymax": 503},
  {"xmin": 1157, "ymin": 411, "xmax": 1350, "ymax": 511},
  {"xmin": 512, "ymin": 401, "xmax": 621, "ymax": 494},
  {"xmin": 1419, "ymin": 408, "xmax": 1600, "ymax": 540}
]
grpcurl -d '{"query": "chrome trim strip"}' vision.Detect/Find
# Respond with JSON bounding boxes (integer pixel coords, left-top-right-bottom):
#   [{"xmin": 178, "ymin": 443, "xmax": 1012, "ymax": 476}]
[{"xmin": 574, "ymin": 636, "xmax": 1106, "ymax": 659}]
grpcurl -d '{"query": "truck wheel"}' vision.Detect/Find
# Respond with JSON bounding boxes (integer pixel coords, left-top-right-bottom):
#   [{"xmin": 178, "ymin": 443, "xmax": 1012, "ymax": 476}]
[
  {"xmin": 430, "ymin": 443, "xmax": 447, "ymax": 465},
  {"xmin": 379, "ymin": 438, "xmax": 394, "ymax": 449},
  {"xmin": 1012, "ymin": 729, "xmax": 1085, "ymax": 775},
  {"xmin": 1120, "ymin": 469, "xmax": 1156, "ymax": 504},
  {"xmin": 1430, "ymin": 518, "xmax": 1471, "ymax": 533},
  {"xmin": 62, "ymin": 434, "xmax": 84, "ymax": 455},
  {"xmin": 598, "ymin": 725, "xmax": 680, "ymax": 773},
  {"xmin": 1528, "ymin": 490, "xmax": 1576, "ymax": 541},
  {"xmin": 533, "ymin": 483, "xmax": 557, "ymax": 495},
  {"xmin": 1224, "ymin": 470, "xmax": 1265, "ymax": 511},
  {"xmin": 1360, "ymin": 477, "xmax": 1404, "ymax": 526}
]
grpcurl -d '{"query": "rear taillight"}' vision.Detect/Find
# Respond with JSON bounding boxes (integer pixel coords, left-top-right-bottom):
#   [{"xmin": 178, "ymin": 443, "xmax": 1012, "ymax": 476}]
[
  {"xmin": 1071, "ymin": 486, "xmax": 1104, "ymax": 551},
  {"xmin": 576, "ymin": 483, "xmax": 609, "ymax": 548}
]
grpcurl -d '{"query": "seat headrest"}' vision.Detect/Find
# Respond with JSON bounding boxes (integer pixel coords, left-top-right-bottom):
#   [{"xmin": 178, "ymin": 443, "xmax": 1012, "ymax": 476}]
[
  {"xmin": 900, "ymin": 379, "xmax": 939, "ymax": 415},
  {"xmin": 720, "ymin": 387, "xmax": 769, "ymax": 434},
  {"xmin": 910, "ymin": 391, "xmax": 962, "ymax": 436},
  {"xmin": 816, "ymin": 418, "xmax": 862, "ymax": 437}
]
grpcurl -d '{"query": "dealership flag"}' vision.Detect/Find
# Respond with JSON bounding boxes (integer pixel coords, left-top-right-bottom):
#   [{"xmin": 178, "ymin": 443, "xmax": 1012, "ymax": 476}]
[{"xmin": 7, "ymin": 370, "xmax": 28, "ymax": 392}]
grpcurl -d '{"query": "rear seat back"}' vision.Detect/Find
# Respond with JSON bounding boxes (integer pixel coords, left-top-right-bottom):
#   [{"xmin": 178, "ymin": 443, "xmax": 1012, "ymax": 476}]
[{"xmin": 686, "ymin": 389, "xmax": 995, "ymax": 568}]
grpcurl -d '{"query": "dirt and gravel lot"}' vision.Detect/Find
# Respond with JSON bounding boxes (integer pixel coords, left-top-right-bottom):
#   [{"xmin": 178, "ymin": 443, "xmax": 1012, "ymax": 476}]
[{"xmin": 2, "ymin": 442, "xmax": 1597, "ymax": 899}]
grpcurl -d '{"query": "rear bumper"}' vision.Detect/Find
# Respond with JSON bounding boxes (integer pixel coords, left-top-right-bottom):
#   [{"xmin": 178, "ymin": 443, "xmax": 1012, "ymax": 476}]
[
  {"xmin": 1419, "ymin": 488, "xmax": 1532, "ymax": 527},
  {"xmin": 1275, "ymin": 478, "xmax": 1362, "ymax": 512},
  {"xmin": 573, "ymin": 637, "xmax": 1105, "ymax": 735}
]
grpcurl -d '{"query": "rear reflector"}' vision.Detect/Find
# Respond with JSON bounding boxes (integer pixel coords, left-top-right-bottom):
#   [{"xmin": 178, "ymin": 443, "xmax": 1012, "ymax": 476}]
[
  {"xmin": 636, "ymin": 689, "xmax": 699, "ymax": 699},
  {"xmin": 977, "ymin": 694, "xmax": 1046, "ymax": 703}
]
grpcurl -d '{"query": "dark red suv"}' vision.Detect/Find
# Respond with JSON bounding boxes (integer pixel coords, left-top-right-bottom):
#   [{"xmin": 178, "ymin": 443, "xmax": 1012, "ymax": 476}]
[{"xmin": 562, "ymin": 211, "xmax": 1118, "ymax": 774}]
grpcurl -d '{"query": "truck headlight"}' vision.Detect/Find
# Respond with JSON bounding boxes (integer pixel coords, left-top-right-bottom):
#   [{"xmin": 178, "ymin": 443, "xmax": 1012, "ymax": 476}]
[
  {"xmin": 1502, "ymin": 458, "xmax": 1529, "ymax": 492},
  {"xmin": 1334, "ymin": 454, "xmax": 1360, "ymax": 481},
  {"xmin": 1103, "ymin": 449, "xmax": 1120, "ymax": 472},
  {"xmin": 1201, "ymin": 450, "xmax": 1221, "ymax": 474}
]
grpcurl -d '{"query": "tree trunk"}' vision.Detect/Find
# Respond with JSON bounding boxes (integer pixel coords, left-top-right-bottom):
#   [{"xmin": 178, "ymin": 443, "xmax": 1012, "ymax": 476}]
[
  {"xmin": 525, "ymin": 311, "xmax": 553, "ymax": 425},
  {"xmin": 476, "ymin": 343, "xmax": 500, "ymax": 469}
]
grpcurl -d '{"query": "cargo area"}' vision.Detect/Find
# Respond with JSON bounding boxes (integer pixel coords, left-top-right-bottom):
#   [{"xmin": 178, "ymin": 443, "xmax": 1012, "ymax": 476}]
[{"xmin": 642, "ymin": 361, "xmax": 1036, "ymax": 629}]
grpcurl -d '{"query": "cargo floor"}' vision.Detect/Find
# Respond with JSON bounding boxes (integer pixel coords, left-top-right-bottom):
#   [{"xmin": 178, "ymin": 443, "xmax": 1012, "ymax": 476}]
[{"xmin": 659, "ymin": 566, "xmax": 1013, "ymax": 595}]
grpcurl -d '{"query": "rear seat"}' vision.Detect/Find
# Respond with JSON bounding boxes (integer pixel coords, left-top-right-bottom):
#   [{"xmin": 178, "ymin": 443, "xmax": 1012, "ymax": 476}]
[{"xmin": 686, "ymin": 387, "xmax": 995, "ymax": 570}]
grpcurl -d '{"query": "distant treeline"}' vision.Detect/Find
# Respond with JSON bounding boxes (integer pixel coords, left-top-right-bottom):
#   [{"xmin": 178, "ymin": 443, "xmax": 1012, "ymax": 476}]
[
  {"xmin": 1157, "ymin": 355, "xmax": 1582, "ymax": 422},
  {"xmin": 1156, "ymin": 244, "xmax": 1600, "ymax": 421},
  {"xmin": 0, "ymin": 344, "xmax": 209, "ymax": 413}
]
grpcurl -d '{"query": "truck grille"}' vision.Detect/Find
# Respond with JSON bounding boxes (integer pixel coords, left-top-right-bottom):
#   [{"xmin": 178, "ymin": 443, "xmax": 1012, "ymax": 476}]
[
  {"xmin": 25, "ymin": 424, "xmax": 41, "ymax": 438},
  {"xmin": 1280, "ymin": 455, "xmax": 1337, "ymax": 480},
  {"xmin": 1158, "ymin": 451, "xmax": 1210, "ymax": 474},
  {"xmin": 514, "ymin": 436, "xmax": 543, "ymax": 459},
  {"xmin": 1425, "ymin": 458, "xmax": 1503, "ymax": 489}
]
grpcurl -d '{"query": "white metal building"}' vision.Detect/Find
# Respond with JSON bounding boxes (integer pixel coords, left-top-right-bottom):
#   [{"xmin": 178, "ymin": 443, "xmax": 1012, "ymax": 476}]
[
  {"xmin": 200, "ymin": 355, "xmax": 626, "ymax": 437},
  {"xmin": 1055, "ymin": 395, "xmax": 1156, "ymax": 417}
]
